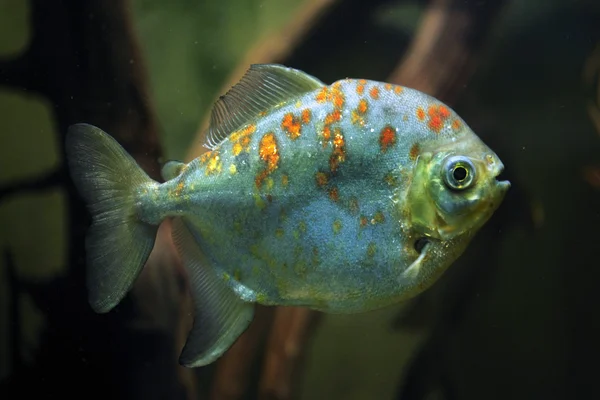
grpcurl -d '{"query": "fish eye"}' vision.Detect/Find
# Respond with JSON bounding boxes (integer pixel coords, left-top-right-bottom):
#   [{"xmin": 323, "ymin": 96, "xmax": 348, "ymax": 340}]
[{"xmin": 443, "ymin": 156, "xmax": 476, "ymax": 190}]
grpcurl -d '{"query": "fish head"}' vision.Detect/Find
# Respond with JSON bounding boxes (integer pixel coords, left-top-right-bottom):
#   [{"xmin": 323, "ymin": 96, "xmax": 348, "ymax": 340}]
[{"xmin": 405, "ymin": 130, "xmax": 510, "ymax": 243}]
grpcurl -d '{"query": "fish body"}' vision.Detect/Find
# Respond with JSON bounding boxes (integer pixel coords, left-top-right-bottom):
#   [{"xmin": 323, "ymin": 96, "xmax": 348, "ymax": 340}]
[{"xmin": 65, "ymin": 64, "xmax": 509, "ymax": 367}]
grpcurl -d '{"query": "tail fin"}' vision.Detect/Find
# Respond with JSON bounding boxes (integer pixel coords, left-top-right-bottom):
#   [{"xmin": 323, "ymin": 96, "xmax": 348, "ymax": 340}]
[{"xmin": 65, "ymin": 123, "xmax": 159, "ymax": 313}]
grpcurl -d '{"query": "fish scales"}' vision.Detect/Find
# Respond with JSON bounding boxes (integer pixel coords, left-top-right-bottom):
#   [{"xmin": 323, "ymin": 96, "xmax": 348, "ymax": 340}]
[
  {"xmin": 158, "ymin": 79, "xmax": 465, "ymax": 312},
  {"xmin": 65, "ymin": 64, "xmax": 509, "ymax": 367}
]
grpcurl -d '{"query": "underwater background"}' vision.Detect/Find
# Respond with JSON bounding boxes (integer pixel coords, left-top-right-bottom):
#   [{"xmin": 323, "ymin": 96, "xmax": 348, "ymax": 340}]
[{"xmin": 0, "ymin": 0, "xmax": 599, "ymax": 399}]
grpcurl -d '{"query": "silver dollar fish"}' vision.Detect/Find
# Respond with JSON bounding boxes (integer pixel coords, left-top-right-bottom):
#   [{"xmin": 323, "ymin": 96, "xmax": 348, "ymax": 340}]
[{"xmin": 65, "ymin": 64, "xmax": 510, "ymax": 367}]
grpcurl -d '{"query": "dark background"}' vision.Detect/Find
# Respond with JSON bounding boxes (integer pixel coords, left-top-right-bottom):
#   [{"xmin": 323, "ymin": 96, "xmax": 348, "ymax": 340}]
[{"xmin": 0, "ymin": 0, "xmax": 599, "ymax": 399}]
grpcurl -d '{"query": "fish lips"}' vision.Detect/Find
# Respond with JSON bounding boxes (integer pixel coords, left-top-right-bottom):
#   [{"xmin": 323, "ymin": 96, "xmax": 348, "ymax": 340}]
[{"xmin": 492, "ymin": 164, "xmax": 511, "ymax": 194}]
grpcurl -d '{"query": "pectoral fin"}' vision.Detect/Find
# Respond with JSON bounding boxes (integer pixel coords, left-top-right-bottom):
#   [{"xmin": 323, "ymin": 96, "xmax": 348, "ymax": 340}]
[
  {"xmin": 172, "ymin": 218, "xmax": 255, "ymax": 367},
  {"xmin": 161, "ymin": 160, "xmax": 186, "ymax": 181},
  {"xmin": 403, "ymin": 241, "xmax": 431, "ymax": 279}
]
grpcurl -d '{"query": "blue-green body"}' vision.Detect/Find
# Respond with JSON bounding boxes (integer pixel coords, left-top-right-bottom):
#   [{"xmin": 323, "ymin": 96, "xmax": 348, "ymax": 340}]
[{"xmin": 145, "ymin": 78, "xmax": 491, "ymax": 313}]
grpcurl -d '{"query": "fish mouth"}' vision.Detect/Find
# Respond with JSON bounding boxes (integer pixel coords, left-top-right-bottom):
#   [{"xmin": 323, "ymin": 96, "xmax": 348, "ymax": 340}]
[
  {"xmin": 485, "ymin": 153, "xmax": 510, "ymax": 191},
  {"xmin": 492, "ymin": 163, "xmax": 511, "ymax": 192}
]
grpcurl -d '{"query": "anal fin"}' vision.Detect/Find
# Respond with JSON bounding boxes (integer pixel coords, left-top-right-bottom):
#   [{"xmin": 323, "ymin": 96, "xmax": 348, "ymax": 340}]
[{"xmin": 172, "ymin": 218, "xmax": 255, "ymax": 367}]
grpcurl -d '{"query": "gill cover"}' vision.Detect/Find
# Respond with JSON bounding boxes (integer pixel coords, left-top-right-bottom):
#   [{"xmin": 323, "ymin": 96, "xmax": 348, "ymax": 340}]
[{"xmin": 406, "ymin": 151, "xmax": 489, "ymax": 240}]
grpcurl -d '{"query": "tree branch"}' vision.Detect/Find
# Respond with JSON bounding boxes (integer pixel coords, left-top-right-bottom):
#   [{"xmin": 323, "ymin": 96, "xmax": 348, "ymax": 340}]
[
  {"xmin": 209, "ymin": 306, "xmax": 275, "ymax": 400},
  {"xmin": 258, "ymin": 307, "xmax": 320, "ymax": 400},
  {"xmin": 186, "ymin": 0, "xmax": 341, "ymax": 161},
  {"xmin": 389, "ymin": 0, "xmax": 507, "ymax": 102}
]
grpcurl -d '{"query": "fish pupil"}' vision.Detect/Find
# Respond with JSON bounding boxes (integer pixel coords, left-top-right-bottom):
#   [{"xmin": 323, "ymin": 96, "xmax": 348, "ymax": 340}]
[{"xmin": 453, "ymin": 166, "xmax": 467, "ymax": 181}]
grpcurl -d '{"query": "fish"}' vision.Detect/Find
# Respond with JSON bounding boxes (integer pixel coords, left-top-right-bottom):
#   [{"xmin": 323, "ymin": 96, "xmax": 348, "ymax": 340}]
[{"xmin": 65, "ymin": 64, "xmax": 510, "ymax": 367}]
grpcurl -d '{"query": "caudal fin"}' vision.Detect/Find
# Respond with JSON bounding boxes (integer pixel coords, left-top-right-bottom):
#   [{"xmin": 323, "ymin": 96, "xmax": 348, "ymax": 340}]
[{"xmin": 65, "ymin": 123, "xmax": 159, "ymax": 313}]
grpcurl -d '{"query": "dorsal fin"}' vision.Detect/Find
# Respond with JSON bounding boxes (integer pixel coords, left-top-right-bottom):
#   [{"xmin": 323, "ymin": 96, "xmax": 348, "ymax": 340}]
[{"xmin": 205, "ymin": 64, "xmax": 325, "ymax": 149}]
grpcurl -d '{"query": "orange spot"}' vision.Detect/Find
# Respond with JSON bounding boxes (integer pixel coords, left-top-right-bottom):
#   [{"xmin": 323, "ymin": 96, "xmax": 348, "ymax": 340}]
[
  {"xmin": 333, "ymin": 130, "xmax": 344, "ymax": 149},
  {"xmin": 416, "ymin": 107, "xmax": 426, "ymax": 121},
  {"xmin": 333, "ymin": 93, "xmax": 344, "ymax": 109},
  {"xmin": 356, "ymin": 79, "xmax": 367, "ymax": 95},
  {"xmin": 259, "ymin": 134, "xmax": 279, "ymax": 167},
  {"xmin": 229, "ymin": 124, "xmax": 256, "ymax": 142},
  {"xmin": 351, "ymin": 111, "xmax": 365, "ymax": 127},
  {"xmin": 439, "ymin": 106, "xmax": 450, "ymax": 118},
  {"xmin": 331, "ymin": 85, "xmax": 345, "ymax": 109},
  {"xmin": 200, "ymin": 151, "xmax": 211, "ymax": 164},
  {"xmin": 451, "ymin": 119, "xmax": 462, "ymax": 130},
  {"xmin": 325, "ymin": 110, "xmax": 342, "ymax": 125},
  {"xmin": 232, "ymin": 142, "xmax": 243, "ymax": 156},
  {"xmin": 174, "ymin": 181, "xmax": 185, "ymax": 197},
  {"xmin": 329, "ymin": 129, "xmax": 346, "ymax": 172},
  {"xmin": 426, "ymin": 104, "xmax": 451, "ymax": 133},
  {"xmin": 322, "ymin": 126, "xmax": 331, "ymax": 146},
  {"xmin": 369, "ymin": 86, "xmax": 380, "ymax": 99},
  {"xmin": 255, "ymin": 173, "xmax": 268, "ymax": 191},
  {"xmin": 259, "ymin": 110, "xmax": 267, "ymax": 117},
  {"xmin": 301, "ymin": 109, "xmax": 311, "ymax": 124},
  {"xmin": 316, "ymin": 84, "xmax": 345, "ymax": 109},
  {"xmin": 241, "ymin": 135, "xmax": 251, "ymax": 148},
  {"xmin": 360, "ymin": 216, "xmax": 368, "ymax": 227},
  {"xmin": 409, "ymin": 143, "xmax": 420, "ymax": 161},
  {"xmin": 394, "ymin": 86, "xmax": 403, "ymax": 94},
  {"xmin": 206, "ymin": 155, "xmax": 221, "ymax": 175},
  {"xmin": 281, "ymin": 113, "xmax": 302, "ymax": 140},
  {"xmin": 428, "ymin": 115, "xmax": 443, "ymax": 132},
  {"xmin": 384, "ymin": 83, "xmax": 392, "ymax": 91},
  {"xmin": 201, "ymin": 151, "xmax": 222, "ymax": 175},
  {"xmin": 328, "ymin": 187, "xmax": 339, "ymax": 202},
  {"xmin": 315, "ymin": 171, "xmax": 328, "ymax": 187},
  {"xmin": 351, "ymin": 99, "xmax": 368, "ymax": 126},
  {"xmin": 379, "ymin": 126, "xmax": 396, "ymax": 152},
  {"xmin": 230, "ymin": 124, "xmax": 256, "ymax": 156},
  {"xmin": 256, "ymin": 133, "xmax": 279, "ymax": 188},
  {"xmin": 282, "ymin": 174, "xmax": 289, "ymax": 187},
  {"xmin": 358, "ymin": 99, "xmax": 368, "ymax": 114},
  {"xmin": 316, "ymin": 86, "xmax": 328, "ymax": 103}
]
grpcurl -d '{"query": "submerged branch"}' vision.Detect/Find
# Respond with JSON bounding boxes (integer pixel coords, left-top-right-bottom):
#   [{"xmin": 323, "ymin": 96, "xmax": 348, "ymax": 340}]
[
  {"xmin": 209, "ymin": 306, "xmax": 275, "ymax": 400},
  {"xmin": 258, "ymin": 307, "xmax": 320, "ymax": 400},
  {"xmin": 389, "ymin": 0, "xmax": 507, "ymax": 102},
  {"xmin": 187, "ymin": 0, "xmax": 340, "ymax": 160}
]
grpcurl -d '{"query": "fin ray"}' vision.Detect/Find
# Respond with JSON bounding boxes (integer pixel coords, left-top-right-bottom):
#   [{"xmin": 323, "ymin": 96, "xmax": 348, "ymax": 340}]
[
  {"xmin": 205, "ymin": 64, "xmax": 325, "ymax": 149},
  {"xmin": 65, "ymin": 123, "xmax": 159, "ymax": 313},
  {"xmin": 172, "ymin": 218, "xmax": 254, "ymax": 367}
]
